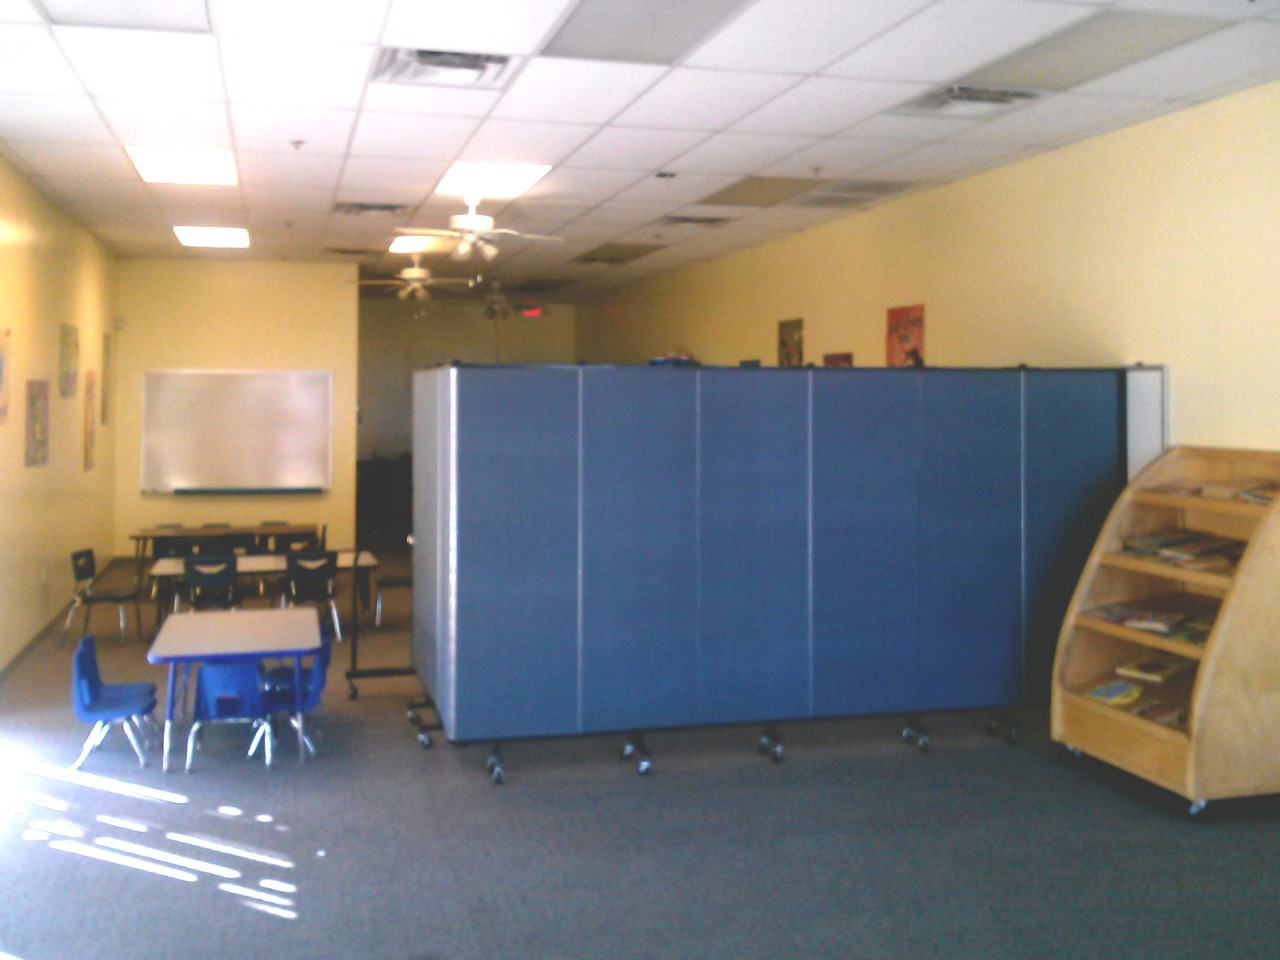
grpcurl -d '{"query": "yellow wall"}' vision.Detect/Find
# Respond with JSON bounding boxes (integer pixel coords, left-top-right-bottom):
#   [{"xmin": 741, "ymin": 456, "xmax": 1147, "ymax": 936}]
[
  {"xmin": 112, "ymin": 260, "xmax": 359, "ymax": 556},
  {"xmin": 578, "ymin": 79, "xmax": 1280, "ymax": 450},
  {"xmin": 0, "ymin": 154, "xmax": 117, "ymax": 672},
  {"xmin": 359, "ymin": 298, "xmax": 576, "ymax": 458}
]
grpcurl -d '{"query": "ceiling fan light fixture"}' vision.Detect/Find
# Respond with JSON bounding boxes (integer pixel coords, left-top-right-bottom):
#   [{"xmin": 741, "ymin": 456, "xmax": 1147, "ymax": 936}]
[
  {"xmin": 389, "ymin": 235, "xmax": 451, "ymax": 254},
  {"xmin": 478, "ymin": 240, "xmax": 499, "ymax": 262},
  {"xmin": 451, "ymin": 239, "xmax": 474, "ymax": 260}
]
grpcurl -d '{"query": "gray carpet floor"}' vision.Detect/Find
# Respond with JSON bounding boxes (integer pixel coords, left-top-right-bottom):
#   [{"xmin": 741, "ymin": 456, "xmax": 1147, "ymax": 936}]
[{"xmin": 3, "ymin": 552, "xmax": 1280, "ymax": 960}]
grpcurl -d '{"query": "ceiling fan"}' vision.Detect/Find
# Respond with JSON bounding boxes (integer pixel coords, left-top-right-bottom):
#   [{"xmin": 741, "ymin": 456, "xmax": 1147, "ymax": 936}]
[
  {"xmin": 359, "ymin": 253, "xmax": 478, "ymax": 300},
  {"xmin": 396, "ymin": 197, "xmax": 563, "ymax": 263}
]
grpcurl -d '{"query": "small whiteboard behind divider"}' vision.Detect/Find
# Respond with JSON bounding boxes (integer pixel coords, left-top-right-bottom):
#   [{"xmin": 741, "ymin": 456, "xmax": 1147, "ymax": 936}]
[{"xmin": 142, "ymin": 370, "xmax": 332, "ymax": 494}]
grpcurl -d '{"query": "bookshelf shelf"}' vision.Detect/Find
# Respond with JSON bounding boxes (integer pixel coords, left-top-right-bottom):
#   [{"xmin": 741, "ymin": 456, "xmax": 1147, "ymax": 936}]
[{"xmin": 1051, "ymin": 445, "xmax": 1280, "ymax": 813}]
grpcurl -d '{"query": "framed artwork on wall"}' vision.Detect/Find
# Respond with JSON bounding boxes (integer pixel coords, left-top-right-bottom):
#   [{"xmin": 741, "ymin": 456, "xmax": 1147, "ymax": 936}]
[
  {"xmin": 25, "ymin": 380, "xmax": 48, "ymax": 467},
  {"xmin": 59, "ymin": 323, "xmax": 78, "ymax": 398},
  {"xmin": 886, "ymin": 304, "xmax": 924, "ymax": 368},
  {"xmin": 0, "ymin": 328, "xmax": 9, "ymax": 423},
  {"xmin": 84, "ymin": 370, "xmax": 96, "ymax": 470}
]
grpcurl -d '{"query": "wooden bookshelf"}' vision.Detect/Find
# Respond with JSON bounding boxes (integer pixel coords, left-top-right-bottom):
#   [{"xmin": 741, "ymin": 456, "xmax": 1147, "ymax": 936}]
[{"xmin": 1051, "ymin": 446, "xmax": 1280, "ymax": 814}]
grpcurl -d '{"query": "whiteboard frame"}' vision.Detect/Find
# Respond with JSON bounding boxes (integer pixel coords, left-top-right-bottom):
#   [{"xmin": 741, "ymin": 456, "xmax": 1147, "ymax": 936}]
[{"xmin": 141, "ymin": 369, "xmax": 333, "ymax": 494}]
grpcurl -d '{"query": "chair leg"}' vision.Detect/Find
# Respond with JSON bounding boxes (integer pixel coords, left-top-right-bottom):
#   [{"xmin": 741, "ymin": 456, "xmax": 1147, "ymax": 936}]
[
  {"xmin": 328, "ymin": 600, "xmax": 342, "ymax": 643},
  {"xmin": 117, "ymin": 604, "xmax": 128, "ymax": 645},
  {"xmin": 185, "ymin": 721, "xmax": 204, "ymax": 772},
  {"xmin": 62, "ymin": 599, "xmax": 81, "ymax": 638},
  {"xmin": 291, "ymin": 715, "xmax": 317, "ymax": 757},
  {"xmin": 72, "ymin": 721, "xmax": 109, "ymax": 770},
  {"xmin": 81, "ymin": 604, "xmax": 92, "ymax": 638},
  {"xmin": 133, "ymin": 601, "xmax": 143, "ymax": 644},
  {"xmin": 248, "ymin": 722, "xmax": 268, "ymax": 758},
  {"xmin": 374, "ymin": 591, "xmax": 384, "ymax": 628},
  {"xmin": 122, "ymin": 718, "xmax": 148, "ymax": 767}
]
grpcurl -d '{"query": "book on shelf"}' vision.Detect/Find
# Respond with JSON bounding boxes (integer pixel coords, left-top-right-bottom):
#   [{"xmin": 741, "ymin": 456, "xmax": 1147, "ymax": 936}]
[
  {"xmin": 1199, "ymin": 479, "xmax": 1266, "ymax": 501},
  {"xmin": 1121, "ymin": 609, "xmax": 1184, "ymax": 635},
  {"xmin": 1122, "ymin": 528, "xmax": 1199, "ymax": 555},
  {"xmin": 1115, "ymin": 653, "xmax": 1193, "ymax": 684},
  {"xmin": 1238, "ymin": 481, "xmax": 1279, "ymax": 505},
  {"xmin": 1132, "ymin": 700, "xmax": 1186, "ymax": 729},
  {"xmin": 1086, "ymin": 679, "xmax": 1144, "ymax": 707},
  {"xmin": 1158, "ymin": 533, "xmax": 1240, "ymax": 562},
  {"xmin": 1168, "ymin": 618, "xmax": 1213, "ymax": 646},
  {"xmin": 1145, "ymin": 481, "xmax": 1203, "ymax": 497}
]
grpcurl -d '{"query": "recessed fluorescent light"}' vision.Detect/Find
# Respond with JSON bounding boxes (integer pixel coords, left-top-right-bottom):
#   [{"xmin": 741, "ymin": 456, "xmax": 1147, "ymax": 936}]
[
  {"xmin": 127, "ymin": 146, "xmax": 237, "ymax": 186},
  {"xmin": 173, "ymin": 226, "xmax": 250, "ymax": 248},
  {"xmin": 389, "ymin": 235, "xmax": 453, "ymax": 254},
  {"xmin": 38, "ymin": 0, "xmax": 211, "ymax": 32},
  {"xmin": 435, "ymin": 161, "xmax": 550, "ymax": 200}
]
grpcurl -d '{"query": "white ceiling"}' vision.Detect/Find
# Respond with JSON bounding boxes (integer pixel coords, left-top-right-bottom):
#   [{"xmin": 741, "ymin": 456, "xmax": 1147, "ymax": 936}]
[{"xmin": 1, "ymin": 0, "xmax": 1278, "ymax": 302}]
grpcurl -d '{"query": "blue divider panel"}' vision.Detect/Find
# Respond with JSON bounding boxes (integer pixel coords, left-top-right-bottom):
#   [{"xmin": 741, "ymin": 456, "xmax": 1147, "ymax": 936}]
[
  {"xmin": 917, "ymin": 372, "xmax": 1023, "ymax": 710},
  {"xmin": 698, "ymin": 370, "xmax": 811, "ymax": 724},
  {"xmin": 451, "ymin": 368, "xmax": 580, "ymax": 741},
  {"xmin": 812, "ymin": 371, "xmax": 922, "ymax": 716},
  {"xmin": 581, "ymin": 368, "xmax": 699, "ymax": 733},
  {"xmin": 410, "ymin": 370, "xmax": 446, "ymax": 715},
  {"xmin": 1023, "ymin": 370, "xmax": 1125, "ymax": 705}
]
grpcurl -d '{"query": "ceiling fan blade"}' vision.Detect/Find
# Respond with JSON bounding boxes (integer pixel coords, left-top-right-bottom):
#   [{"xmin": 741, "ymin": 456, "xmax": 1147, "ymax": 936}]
[
  {"xmin": 395, "ymin": 227, "xmax": 461, "ymax": 237},
  {"xmin": 425, "ymin": 277, "xmax": 478, "ymax": 287},
  {"xmin": 359, "ymin": 279, "xmax": 402, "ymax": 286},
  {"xmin": 488, "ymin": 228, "xmax": 563, "ymax": 241}
]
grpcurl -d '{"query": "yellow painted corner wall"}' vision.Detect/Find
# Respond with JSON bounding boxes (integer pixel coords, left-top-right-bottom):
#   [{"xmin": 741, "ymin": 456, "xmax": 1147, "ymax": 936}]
[
  {"xmin": 0, "ymin": 154, "xmax": 117, "ymax": 672},
  {"xmin": 578, "ymin": 79, "xmax": 1280, "ymax": 450},
  {"xmin": 112, "ymin": 260, "xmax": 358, "ymax": 556}
]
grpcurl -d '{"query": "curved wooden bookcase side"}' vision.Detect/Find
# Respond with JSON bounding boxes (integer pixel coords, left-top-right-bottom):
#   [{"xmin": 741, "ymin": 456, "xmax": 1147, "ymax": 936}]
[{"xmin": 1051, "ymin": 445, "xmax": 1280, "ymax": 803}]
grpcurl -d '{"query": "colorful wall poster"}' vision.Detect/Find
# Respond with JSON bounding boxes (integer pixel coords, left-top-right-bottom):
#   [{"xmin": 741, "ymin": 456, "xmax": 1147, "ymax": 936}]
[
  {"xmin": 0, "ymin": 328, "xmax": 9, "ymax": 423},
  {"xmin": 101, "ymin": 332, "xmax": 111, "ymax": 425},
  {"xmin": 59, "ymin": 323, "xmax": 79, "ymax": 398},
  {"xmin": 886, "ymin": 304, "xmax": 924, "ymax": 368},
  {"xmin": 83, "ymin": 370, "xmax": 96, "ymax": 470},
  {"xmin": 777, "ymin": 318, "xmax": 803, "ymax": 368},
  {"xmin": 25, "ymin": 380, "xmax": 48, "ymax": 466}
]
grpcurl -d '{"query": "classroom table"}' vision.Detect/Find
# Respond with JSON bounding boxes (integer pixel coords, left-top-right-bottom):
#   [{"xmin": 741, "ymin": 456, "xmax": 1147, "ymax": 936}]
[
  {"xmin": 147, "ymin": 549, "xmax": 378, "ymax": 628},
  {"xmin": 129, "ymin": 523, "xmax": 320, "ymax": 579},
  {"xmin": 146, "ymin": 607, "xmax": 323, "ymax": 772}
]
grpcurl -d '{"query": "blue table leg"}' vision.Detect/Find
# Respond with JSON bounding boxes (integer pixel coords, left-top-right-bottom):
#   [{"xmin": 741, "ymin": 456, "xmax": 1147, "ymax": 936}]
[{"xmin": 294, "ymin": 655, "xmax": 305, "ymax": 764}]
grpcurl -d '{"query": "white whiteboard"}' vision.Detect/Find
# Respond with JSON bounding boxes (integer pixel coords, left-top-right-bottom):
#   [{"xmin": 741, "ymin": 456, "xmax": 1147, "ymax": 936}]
[{"xmin": 142, "ymin": 370, "xmax": 332, "ymax": 494}]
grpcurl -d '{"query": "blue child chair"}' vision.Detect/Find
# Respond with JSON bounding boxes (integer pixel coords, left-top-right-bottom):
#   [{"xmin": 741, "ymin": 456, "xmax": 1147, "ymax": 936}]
[{"xmin": 71, "ymin": 637, "xmax": 157, "ymax": 770}]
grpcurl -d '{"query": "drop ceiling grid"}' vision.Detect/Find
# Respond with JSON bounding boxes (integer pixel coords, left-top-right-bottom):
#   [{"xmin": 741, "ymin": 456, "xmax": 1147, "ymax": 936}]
[{"xmin": 0, "ymin": 0, "xmax": 1275, "ymax": 298}]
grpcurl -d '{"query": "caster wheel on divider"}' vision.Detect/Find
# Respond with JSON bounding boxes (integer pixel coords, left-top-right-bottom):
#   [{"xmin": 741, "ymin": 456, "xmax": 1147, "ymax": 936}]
[
  {"xmin": 621, "ymin": 741, "xmax": 636, "ymax": 760},
  {"xmin": 407, "ymin": 710, "xmax": 421, "ymax": 727},
  {"xmin": 348, "ymin": 684, "xmax": 358, "ymax": 701},
  {"xmin": 1004, "ymin": 729, "xmax": 1019, "ymax": 747},
  {"xmin": 916, "ymin": 735, "xmax": 930, "ymax": 753},
  {"xmin": 758, "ymin": 735, "xmax": 773, "ymax": 755},
  {"xmin": 1188, "ymin": 800, "xmax": 1207, "ymax": 816},
  {"xmin": 1067, "ymin": 745, "xmax": 1083, "ymax": 758},
  {"xmin": 637, "ymin": 758, "xmax": 652, "ymax": 775},
  {"xmin": 901, "ymin": 728, "xmax": 913, "ymax": 743},
  {"xmin": 417, "ymin": 732, "xmax": 433, "ymax": 749},
  {"xmin": 491, "ymin": 766, "xmax": 505, "ymax": 785},
  {"xmin": 770, "ymin": 743, "xmax": 784, "ymax": 763}
]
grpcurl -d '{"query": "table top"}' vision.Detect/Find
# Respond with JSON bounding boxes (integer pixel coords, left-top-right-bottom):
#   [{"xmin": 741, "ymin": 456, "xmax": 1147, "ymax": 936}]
[
  {"xmin": 132, "ymin": 523, "xmax": 318, "ymax": 541},
  {"xmin": 147, "ymin": 608, "xmax": 322, "ymax": 663},
  {"xmin": 148, "ymin": 549, "xmax": 377, "ymax": 579}
]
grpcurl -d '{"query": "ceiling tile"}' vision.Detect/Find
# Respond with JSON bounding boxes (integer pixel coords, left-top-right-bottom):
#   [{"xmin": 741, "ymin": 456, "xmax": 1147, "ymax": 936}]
[
  {"xmin": 609, "ymin": 171, "xmax": 739, "ymax": 206},
  {"xmin": 0, "ymin": 93, "xmax": 114, "ymax": 141},
  {"xmin": 53, "ymin": 26, "xmax": 224, "ymax": 100},
  {"xmin": 859, "ymin": 141, "xmax": 1028, "ymax": 181},
  {"xmin": 732, "ymin": 77, "xmax": 930, "ymax": 136},
  {"xmin": 98, "ymin": 98, "xmax": 232, "ymax": 148},
  {"xmin": 349, "ymin": 112, "xmax": 479, "ymax": 160},
  {"xmin": 46, "ymin": 176, "xmax": 156, "ymax": 211},
  {"xmin": 340, "ymin": 157, "xmax": 449, "ymax": 192},
  {"xmin": 576, "ymin": 201, "xmax": 690, "ymax": 225},
  {"xmin": 209, "ymin": 0, "xmax": 392, "ymax": 43},
  {"xmin": 238, "ymin": 185, "xmax": 335, "ymax": 216},
  {"xmin": 843, "ymin": 113, "xmax": 981, "ymax": 142},
  {"xmin": 220, "ymin": 39, "xmax": 375, "ymax": 109},
  {"xmin": 335, "ymin": 185, "xmax": 427, "ymax": 208},
  {"xmin": 1076, "ymin": 21, "xmax": 1280, "ymax": 100},
  {"xmin": 459, "ymin": 118, "xmax": 597, "ymax": 165},
  {"xmin": 822, "ymin": 0, "xmax": 1097, "ymax": 83},
  {"xmin": 0, "ymin": 24, "xmax": 85, "ymax": 94},
  {"xmin": 3, "ymin": 140, "xmax": 137, "ymax": 179},
  {"xmin": 147, "ymin": 183, "xmax": 246, "ymax": 220},
  {"xmin": 230, "ymin": 105, "xmax": 356, "ymax": 155},
  {"xmin": 758, "ymin": 138, "xmax": 917, "ymax": 178},
  {"xmin": 613, "ymin": 69, "xmax": 799, "ymax": 131},
  {"xmin": 361, "ymin": 83, "xmax": 501, "ymax": 117},
  {"xmin": 949, "ymin": 92, "xmax": 1168, "ymax": 146},
  {"xmin": 381, "ymin": 0, "xmax": 581, "ymax": 56},
  {"xmin": 666, "ymin": 133, "xmax": 815, "ymax": 174},
  {"xmin": 563, "ymin": 126, "xmax": 708, "ymax": 169},
  {"xmin": 685, "ymin": 0, "xmax": 936, "ymax": 73},
  {"xmin": 236, "ymin": 151, "xmax": 344, "ymax": 188},
  {"xmin": 0, "ymin": 0, "xmax": 42, "ymax": 23},
  {"xmin": 491, "ymin": 58, "xmax": 667, "ymax": 124},
  {"xmin": 522, "ymin": 167, "xmax": 645, "ymax": 202},
  {"xmin": 1115, "ymin": 0, "xmax": 1280, "ymax": 18}
]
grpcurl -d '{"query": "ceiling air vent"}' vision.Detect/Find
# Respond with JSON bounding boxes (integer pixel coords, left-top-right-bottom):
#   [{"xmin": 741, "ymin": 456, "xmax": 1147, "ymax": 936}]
[
  {"xmin": 511, "ymin": 279, "xmax": 575, "ymax": 295},
  {"xmin": 660, "ymin": 215, "xmax": 732, "ymax": 227},
  {"xmin": 324, "ymin": 247, "xmax": 383, "ymax": 258},
  {"xmin": 788, "ymin": 179, "xmax": 911, "ymax": 210},
  {"xmin": 373, "ymin": 48, "xmax": 517, "ymax": 88},
  {"xmin": 894, "ymin": 85, "xmax": 1037, "ymax": 119},
  {"xmin": 576, "ymin": 242, "xmax": 665, "ymax": 265},
  {"xmin": 332, "ymin": 201, "xmax": 410, "ymax": 217}
]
